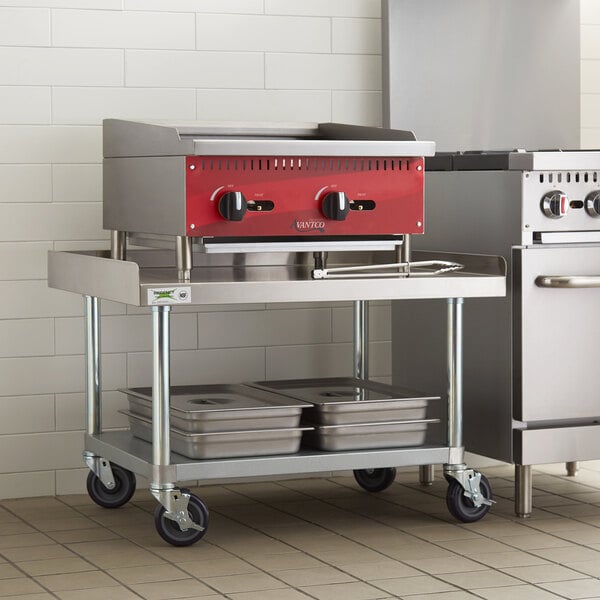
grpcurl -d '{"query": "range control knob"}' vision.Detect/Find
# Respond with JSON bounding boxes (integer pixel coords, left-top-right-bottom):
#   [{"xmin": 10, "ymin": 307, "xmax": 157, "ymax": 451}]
[
  {"xmin": 586, "ymin": 191, "xmax": 600, "ymax": 217},
  {"xmin": 218, "ymin": 191, "xmax": 247, "ymax": 221},
  {"xmin": 321, "ymin": 191, "xmax": 350, "ymax": 221},
  {"xmin": 541, "ymin": 191, "xmax": 569, "ymax": 218}
]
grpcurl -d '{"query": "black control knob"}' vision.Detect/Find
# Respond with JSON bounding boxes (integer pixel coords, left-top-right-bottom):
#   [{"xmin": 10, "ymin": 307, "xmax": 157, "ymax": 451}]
[
  {"xmin": 541, "ymin": 190, "xmax": 568, "ymax": 219},
  {"xmin": 321, "ymin": 191, "xmax": 350, "ymax": 221},
  {"xmin": 218, "ymin": 191, "xmax": 247, "ymax": 221},
  {"xmin": 586, "ymin": 191, "xmax": 600, "ymax": 217}
]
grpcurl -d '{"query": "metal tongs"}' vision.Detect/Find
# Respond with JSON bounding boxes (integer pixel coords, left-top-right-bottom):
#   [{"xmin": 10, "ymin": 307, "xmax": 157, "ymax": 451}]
[{"xmin": 312, "ymin": 260, "xmax": 464, "ymax": 280}]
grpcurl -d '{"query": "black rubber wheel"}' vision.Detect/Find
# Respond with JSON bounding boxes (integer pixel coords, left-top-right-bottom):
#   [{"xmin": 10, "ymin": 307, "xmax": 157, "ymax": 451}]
[
  {"xmin": 353, "ymin": 467, "xmax": 397, "ymax": 492},
  {"xmin": 86, "ymin": 463, "xmax": 136, "ymax": 509},
  {"xmin": 446, "ymin": 474, "xmax": 493, "ymax": 523},
  {"xmin": 154, "ymin": 491, "xmax": 209, "ymax": 547}
]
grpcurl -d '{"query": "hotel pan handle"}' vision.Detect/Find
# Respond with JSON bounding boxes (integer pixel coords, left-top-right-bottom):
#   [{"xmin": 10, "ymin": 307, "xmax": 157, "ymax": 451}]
[{"xmin": 535, "ymin": 275, "xmax": 600, "ymax": 289}]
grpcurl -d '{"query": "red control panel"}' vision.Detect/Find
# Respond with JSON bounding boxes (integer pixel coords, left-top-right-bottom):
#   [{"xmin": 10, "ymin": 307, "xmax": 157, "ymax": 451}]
[{"xmin": 185, "ymin": 155, "xmax": 424, "ymax": 238}]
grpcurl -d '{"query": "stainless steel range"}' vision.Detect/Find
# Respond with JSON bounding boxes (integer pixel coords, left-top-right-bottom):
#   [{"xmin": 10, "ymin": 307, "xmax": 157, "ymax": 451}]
[{"xmin": 393, "ymin": 150, "xmax": 600, "ymax": 517}]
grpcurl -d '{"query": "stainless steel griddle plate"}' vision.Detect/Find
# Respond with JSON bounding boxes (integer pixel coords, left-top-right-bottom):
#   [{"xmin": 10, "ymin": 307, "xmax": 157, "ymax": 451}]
[
  {"xmin": 123, "ymin": 411, "xmax": 311, "ymax": 459},
  {"xmin": 248, "ymin": 377, "xmax": 439, "ymax": 425},
  {"xmin": 302, "ymin": 419, "xmax": 437, "ymax": 452},
  {"xmin": 121, "ymin": 384, "xmax": 311, "ymax": 433}
]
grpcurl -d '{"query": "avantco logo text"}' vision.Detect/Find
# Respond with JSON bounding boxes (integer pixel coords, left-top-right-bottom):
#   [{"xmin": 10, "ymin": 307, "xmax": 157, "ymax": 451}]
[{"xmin": 294, "ymin": 219, "xmax": 326, "ymax": 232}]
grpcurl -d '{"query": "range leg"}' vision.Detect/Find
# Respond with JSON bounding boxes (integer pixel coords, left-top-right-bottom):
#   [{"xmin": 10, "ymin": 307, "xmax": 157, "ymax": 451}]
[
  {"xmin": 566, "ymin": 461, "xmax": 579, "ymax": 477},
  {"xmin": 150, "ymin": 305, "xmax": 208, "ymax": 546},
  {"xmin": 444, "ymin": 298, "xmax": 493, "ymax": 522},
  {"xmin": 515, "ymin": 464, "xmax": 532, "ymax": 518},
  {"xmin": 419, "ymin": 465, "xmax": 435, "ymax": 486}
]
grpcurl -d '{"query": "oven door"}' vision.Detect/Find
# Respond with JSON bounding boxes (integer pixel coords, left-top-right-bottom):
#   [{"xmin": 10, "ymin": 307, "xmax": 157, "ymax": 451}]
[{"xmin": 514, "ymin": 244, "xmax": 600, "ymax": 423}]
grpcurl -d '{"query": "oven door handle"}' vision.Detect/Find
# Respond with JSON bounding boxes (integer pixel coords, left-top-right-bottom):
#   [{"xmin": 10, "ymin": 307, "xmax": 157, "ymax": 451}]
[{"xmin": 535, "ymin": 275, "xmax": 600, "ymax": 289}]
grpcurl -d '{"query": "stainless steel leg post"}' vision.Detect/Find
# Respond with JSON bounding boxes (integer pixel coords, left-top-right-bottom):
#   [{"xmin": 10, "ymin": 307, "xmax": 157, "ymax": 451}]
[
  {"xmin": 444, "ymin": 298, "xmax": 492, "ymax": 510},
  {"xmin": 515, "ymin": 464, "xmax": 533, "ymax": 518},
  {"xmin": 152, "ymin": 305, "xmax": 172, "ymax": 469},
  {"xmin": 353, "ymin": 300, "xmax": 369, "ymax": 381},
  {"xmin": 83, "ymin": 296, "xmax": 115, "ymax": 487},
  {"xmin": 445, "ymin": 298, "xmax": 465, "ymax": 471},
  {"xmin": 84, "ymin": 296, "xmax": 101, "ymax": 436},
  {"xmin": 150, "ymin": 305, "xmax": 203, "ymax": 532},
  {"xmin": 566, "ymin": 461, "xmax": 579, "ymax": 476}
]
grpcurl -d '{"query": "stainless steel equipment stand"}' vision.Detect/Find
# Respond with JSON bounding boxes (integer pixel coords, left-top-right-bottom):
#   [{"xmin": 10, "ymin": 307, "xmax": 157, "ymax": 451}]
[{"xmin": 48, "ymin": 248, "xmax": 505, "ymax": 545}]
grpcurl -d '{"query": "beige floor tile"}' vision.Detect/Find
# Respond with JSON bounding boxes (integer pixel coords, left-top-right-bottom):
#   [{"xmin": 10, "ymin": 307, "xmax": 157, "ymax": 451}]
[
  {"xmin": 29, "ymin": 517, "xmax": 97, "ymax": 532},
  {"xmin": 437, "ymin": 538, "xmax": 516, "ymax": 555},
  {"xmin": 407, "ymin": 593, "xmax": 480, "ymax": 600},
  {"xmin": 403, "ymin": 524, "xmax": 481, "ymax": 542},
  {"xmin": 273, "ymin": 566, "xmax": 356, "ymax": 587},
  {"xmin": 49, "ymin": 528, "xmax": 121, "ymax": 544},
  {"xmin": 339, "ymin": 560, "xmax": 421, "ymax": 580},
  {"xmin": 228, "ymin": 589, "xmax": 314, "ymax": 600},
  {"xmin": 299, "ymin": 581, "xmax": 388, "ymax": 600},
  {"xmin": 0, "ymin": 578, "xmax": 47, "ymax": 596},
  {"xmin": 65, "ymin": 539, "xmax": 138, "ymax": 557},
  {"xmin": 468, "ymin": 521, "xmax": 537, "ymax": 537},
  {"xmin": 0, "ymin": 533, "xmax": 53, "ymax": 550},
  {"xmin": 17, "ymin": 557, "xmax": 95, "ymax": 577},
  {"xmin": 498, "ymin": 533, "xmax": 574, "ymax": 550},
  {"xmin": 501, "ymin": 564, "xmax": 586, "ymax": 583},
  {"xmin": 34, "ymin": 571, "xmax": 119, "ymax": 592},
  {"xmin": 566, "ymin": 560, "xmax": 600, "ymax": 577},
  {"xmin": 525, "ymin": 517, "xmax": 592, "ymax": 533},
  {"xmin": 473, "ymin": 550, "xmax": 549, "ymax": 568},
  {"xmin": 202, "ymin": 573, "xmax": 287, "ymax": 594},
  {"xmin": 86, "ymin": 549, "xmax": 167, "ymax": 569},
  {"xmin": 55, "ymin": 587, "xmax": 142, "ymax": 599},
  {"xmin": 178, "ymin": 557, "xmax": 258, "ymax": 578},
  {"xmin": 244, "ymin": 552, "xmax": 325, "ymax": 571},
  {"xmin": 149, "ymin": 543, "xmax": 233, "ymax": 563},
  {"xmin": 0, "ymin": 523, "xmax": 36, "ymax": 536},
  {"xmin": 0, "ymin": 595, "xmax": 54, "ymax": 600},
  {"xmin": 474, "ymin": 583, "xmax": 567, "ymax": 599},
  {"xmin": 1, "ymin": 545, "xmax": 76, "ymax": 563},
  {"xmin": 531, "ymin": 545, "xmax": 600, "ymax": 563},
  {"xmin": 130, "ymin": 578, "xmax": 216, "ymax": 599},
  {"xmin": 539, "ymin": 578, "xmax": 600, "ymax": 599},
  {"xmin": 553, "ymin": 528, "xmax": 600, "ymax": 545},
  {"xmin": 439, "ymin": 569, "xmax": 522, "ymax": 589},
  {"xmin": 545, "ymin": 504, "xmax": 600, "ymax": 518},
  {"xmin": 311, "ymin": 547, "xmax": 392, "ymax": 567},
  {"xmin": 404, "ymin": 555, "xmax": 489, "ymax": 575},
  {"xmin": 371, "ymin": 574, "xmax": 458, "ymax": 596},
  {"xmin": 108, "ymin": 564, "xmax": 189, "ymax": 585},
  {"xmin": 0, "ymin": 566, "xmax": 22, "ymax": 580}
]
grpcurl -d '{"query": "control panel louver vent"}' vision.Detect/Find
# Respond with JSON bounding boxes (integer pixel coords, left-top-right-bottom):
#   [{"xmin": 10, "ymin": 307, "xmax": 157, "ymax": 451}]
[
  {"xmin": 196, "ymin": 158, "xmax": 411, "ymax": 172},
  {"xmin": 538, "ymin": 172, "xmax": 599, "ymax": 184}
]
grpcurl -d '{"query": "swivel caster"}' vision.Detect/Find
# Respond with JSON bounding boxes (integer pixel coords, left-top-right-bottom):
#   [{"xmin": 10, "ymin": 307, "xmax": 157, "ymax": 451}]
[
  {"xmin": 86, "ymin": 463, "xmax": 136, "ymax": 509},
  {"xmin": 154, "ymin": 489, "xmax": 209, "ymax": 547},
  {"xmin": 446, "ymin": 473, "xmax": 493, "ymax": 523},
  {"xmin": 353, "ymin": 467, "xmax": 397, "ymax": 492}
]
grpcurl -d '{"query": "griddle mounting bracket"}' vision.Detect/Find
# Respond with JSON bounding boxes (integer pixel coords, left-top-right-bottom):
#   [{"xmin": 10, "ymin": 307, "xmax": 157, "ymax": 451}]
[
  {"xmin": 84, "ymin": 452, "xmax": 116, "ymax": 490},
  {"xmin": 151, "ymin": 486, "xmax": 205, "ymax": 532}
]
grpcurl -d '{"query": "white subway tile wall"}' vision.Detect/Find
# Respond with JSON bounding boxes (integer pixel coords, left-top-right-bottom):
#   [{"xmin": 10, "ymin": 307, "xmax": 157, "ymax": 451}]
[
  {"xmin": 0, "ymin": 0, "xmax": 385, "ymax": 497},
  {"xmin": 0, "ymin": 0, "xmax": 589, "ymax": 498},
  {"xmin": 581, "ymin": 0, "xmax": 600, "ymax": 146}
]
